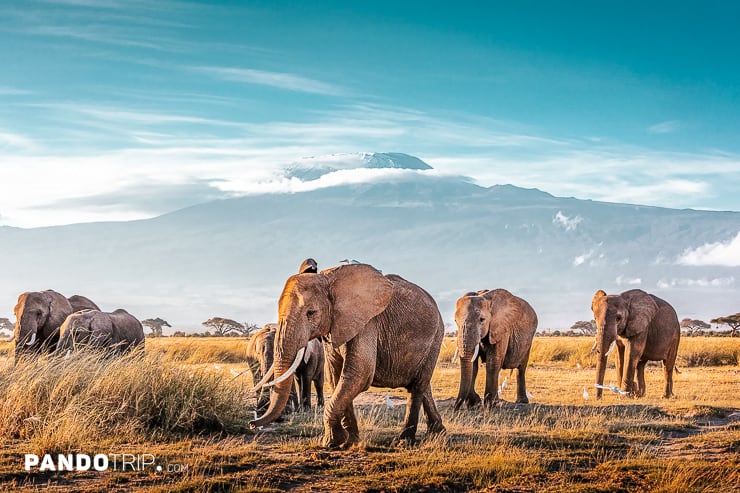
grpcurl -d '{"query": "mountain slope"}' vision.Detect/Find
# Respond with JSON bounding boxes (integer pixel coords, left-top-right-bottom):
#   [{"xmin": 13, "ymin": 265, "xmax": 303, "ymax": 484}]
[{"xmin": 1, "ymin": 161, "xmax": 739, "ymax": 331}]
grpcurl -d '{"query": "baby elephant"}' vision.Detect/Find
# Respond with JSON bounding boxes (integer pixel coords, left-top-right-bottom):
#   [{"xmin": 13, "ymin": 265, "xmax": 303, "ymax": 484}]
[{"xmin": 57, "ymin": 309, "xmax": 145, "ymax": 354}]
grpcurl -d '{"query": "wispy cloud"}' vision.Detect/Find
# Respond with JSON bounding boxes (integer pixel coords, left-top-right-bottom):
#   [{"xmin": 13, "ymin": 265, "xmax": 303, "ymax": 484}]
[
  {"xmin": 648, "ymin": 120, "xmax": 682, "ymax": 134},
  {"xmin": 192, "ymin": 66, "xmax": 347, "ymax": 96},
  {"xmin": 657, "ymin": 276, "xmax": 735, "ymax": 288},
  {"xmin": 616, "ymin": 275, "xmax": 642, "ymax": 286},
  {"xmin": 676, "ymin": 232, "xmax": 740, "ymax": 267}
]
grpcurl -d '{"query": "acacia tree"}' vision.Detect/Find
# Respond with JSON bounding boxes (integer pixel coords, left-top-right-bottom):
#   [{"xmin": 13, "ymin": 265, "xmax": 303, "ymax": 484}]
[
  {"xmin": 141, "ymin": 318, "xmax": 172, "ymax": 337},
  {"xmin": 0, "ymin": 317, "xmax": 13, "ymax": 338},
  {"xmin": 570, "ymin": 320, "xmax": 597, "ymax": 336},
  {"xmin": 679, "ymin": 318, "xmax": 711, "ymax": 336},
  {"xmin": 710, "ymin": 313, "xmax": 740, "ymax": 337},
  {"xmin": 202, "ymin": 317, "xmax": 246, "ymax": 337}
]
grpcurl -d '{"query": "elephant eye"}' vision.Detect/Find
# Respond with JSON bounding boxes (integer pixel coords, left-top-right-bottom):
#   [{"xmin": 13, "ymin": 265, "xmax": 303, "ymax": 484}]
[
  {"xmin": 479, "ymin": 317, "xmax": 485, "ymax": 323},
  {"xmin": 616, "ymin": 315, "xmax": 622, "ymax": 322},
  {"xmin": 306, "ymin": 310, "xmax": 317, "ymax": 318}
]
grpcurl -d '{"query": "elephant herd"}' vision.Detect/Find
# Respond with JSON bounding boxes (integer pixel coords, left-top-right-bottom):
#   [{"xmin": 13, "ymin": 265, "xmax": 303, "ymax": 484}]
[
  {"xmin": 9, "ymin": 289, "xmax": 144, "ymax": 361},
  {"xmin": 247, "ymin": 259, "xmax": 681, "ymax": 448},
  {"xmin": 5, "ymin": 259, "xmax": 681, "ymax": 449}
]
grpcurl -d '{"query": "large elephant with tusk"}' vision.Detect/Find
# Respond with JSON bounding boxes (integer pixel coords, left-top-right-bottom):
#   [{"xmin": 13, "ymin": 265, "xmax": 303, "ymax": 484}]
[
  {"xmin": 13, "ymin": 290, "xmax": 99, "ymax": 362},
  {"xmin": 591, "ymin": 289, "xmax": 680, "ymax": 398},
  {"xmin": 56, "ymin": 309, "xmax": 145, "ymax": 355},
  {"xmin": 249, "ymin": 260, "xmax": 445, "ymax": 448},
  {"xmin": 453, "ymin": 289, "xmax": 538, "ymax": 410}
]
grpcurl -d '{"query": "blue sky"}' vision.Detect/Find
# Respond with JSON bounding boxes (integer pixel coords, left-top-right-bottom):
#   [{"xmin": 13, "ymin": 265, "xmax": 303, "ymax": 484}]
[{"xmin": 1, "ymin": 0, "xmax": 740, "ymax": 226}]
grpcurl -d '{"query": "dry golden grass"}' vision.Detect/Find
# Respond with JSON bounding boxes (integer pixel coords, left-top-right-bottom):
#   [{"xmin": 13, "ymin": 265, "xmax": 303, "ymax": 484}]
[{"xmin": 0, "ymin": 336, "xmax": 738, "ymax": 492}]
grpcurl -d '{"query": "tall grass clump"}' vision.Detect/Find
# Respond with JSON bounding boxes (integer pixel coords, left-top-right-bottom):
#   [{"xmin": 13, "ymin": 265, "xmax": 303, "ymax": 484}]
[
  {"xmin": 0, "ymin": 350, "xmax": 252, "ymax": 452},
  {"xmin": 147, "ymin": 337, "xmax": 247, "ymax": 364},
  {"xmin": 678, "ymin": 337, "xmax": 740, "ymax": 367}
]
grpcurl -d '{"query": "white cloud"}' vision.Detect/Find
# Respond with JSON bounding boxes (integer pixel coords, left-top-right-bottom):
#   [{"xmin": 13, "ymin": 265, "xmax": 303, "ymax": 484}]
[
  {"xmin": 648, "ymin": 120, "xmax": 682, "ymax": 134},
  {"xmin": 193, "ymin": 66, "xmax": 347, "ymax": 96},
  {"xmin": 616, "ymin": 275, "xmax": 642, "ymax": 286},
  {"xmin": 677, "ymin": 232, "xmax": 740, "ymax": 267},
  {"xmin": 657, "ymin": 277, "xmax": 735, "ymax": 289},
  {"xmin": 553, "ymin": 210, "xmax": 583, "ymax": 231},
  {"xmin": 573, "ymin": 250, "xmax": 594, "ymax": 266}
]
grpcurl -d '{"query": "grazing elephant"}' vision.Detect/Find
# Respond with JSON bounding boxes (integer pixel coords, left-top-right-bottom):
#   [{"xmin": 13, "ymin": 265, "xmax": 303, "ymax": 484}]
[
  {"xmin": 250, "ymin": 261, "xmax": 445, "ymax": 448},
  {"xmin": 591, "ymin": 289, "xmax": 680, "ymax": 398},
  {"xmin": 13, "ymin": 290, "xmax": 99, "ymax": 362},
  {"xmin": 454, "ymin": 289, "xmax": 538, "ymax": 410},
  {"xmin": 57, "ymin": 309, "xmax": 145, "ymax": 354},
  {"xmin": 246, "ymin": 324, "xmax": 299, "ymax": 413}
]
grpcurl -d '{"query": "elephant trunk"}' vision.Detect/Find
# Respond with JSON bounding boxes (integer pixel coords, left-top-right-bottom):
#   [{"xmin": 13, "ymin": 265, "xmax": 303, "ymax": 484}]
[
  {"xmin": 454, "ymin": 357, "xmax": 474, "ymax": 410},
  {"xmin": 595, "ymin": 330, "xmax": 615, "ymax": 399},
  {"xmin": 249, "ymin": 321, "xmax": 307, "ymax": 429}
]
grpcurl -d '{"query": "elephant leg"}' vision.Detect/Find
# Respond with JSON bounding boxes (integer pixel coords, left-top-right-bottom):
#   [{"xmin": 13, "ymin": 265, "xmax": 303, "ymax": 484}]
[
  {"xmin": 483, "ymin": 345, "xmax": 504, "ymax": 407},
  {"xmin": 636, "ymin": 360, "xmax": 647, "ymax": 397},
  {"xmin": 616, "ymin": 343, "xmax": 625, "ymax": 387},
  {"xmin": 299, "ymin": 370, "xmax": 311, "ymax": 410},
  {"xmin": 340, "ymin": 403, "xmax": 360, "ymax": 447},
  {"xmin": 314, "ymin": 367, "xmax": 325, "ymax": 407},
  {"xmin": 322, "ymin": 337, "xmax": 375, "ymax": 448},
  {"xmin": 622, "ymin": 342, "xmax": 642, "ymax": 396},
  {"xmin": 515, "ymin": 363, "xmax": 528, "ymax": 403},
  {"xmin": 398, "ymin": 390, "xmax": 424, "ymax": 443},
  {"xmin": 421, "ymin": 384, "xmax": 445, "ymax": 434},
  {"xmin": 466, "ymin": 357, "xmax": 482, "ymax": 408},
  {"xmin": 662, "ymin": 351, "xmax": 677, "ymax": 398}
]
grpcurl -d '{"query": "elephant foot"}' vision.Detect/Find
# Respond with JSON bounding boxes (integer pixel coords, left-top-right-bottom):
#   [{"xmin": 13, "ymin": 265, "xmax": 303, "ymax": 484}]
[
  {"xmin": 427, "ymin": 420, "xmax": 446, "ymax": 435},
  {"xmin": 322, "ymin": 426, "xmax": 349, "ymax": 449},
  {"xmin": 515, "ymin": 396, "xmax": 529, "ymax": 404}
]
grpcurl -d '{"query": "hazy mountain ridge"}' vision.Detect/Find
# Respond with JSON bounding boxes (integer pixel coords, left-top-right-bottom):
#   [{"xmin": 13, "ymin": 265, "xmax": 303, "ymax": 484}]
[{"xmin": 2, "ymin": 156, "xmax": 739, "ymax": 331}]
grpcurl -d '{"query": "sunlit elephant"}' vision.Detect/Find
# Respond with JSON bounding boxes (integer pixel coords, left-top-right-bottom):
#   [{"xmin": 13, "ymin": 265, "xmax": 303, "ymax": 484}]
[
  {"xmin": 57, "ymin": 309, "xmax": 145, "ymax": 354},
  {"xmin": 13, "ymin": 290, "xmax": 99, "ymax": 362},
  {"xmin": 250, "ymin": 261, "xmax": 445, "ymax": 448},
  {"xmin": 591, "ymin": 289, "xmax": 680, "ymax": 398},
  {"xmin": 245, "ymin": 324, "xmax": 299, "ymax": 413},
  {"xmin": 454, "ymin": 289, "xmax": 538, "ymax": 410}
]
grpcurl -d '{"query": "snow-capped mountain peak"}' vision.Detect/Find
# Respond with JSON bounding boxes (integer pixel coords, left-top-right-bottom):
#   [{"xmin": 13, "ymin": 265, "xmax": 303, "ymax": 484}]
[{"xmin": 284, "ymin": 152, "xmax": 432, "ymax": 180}]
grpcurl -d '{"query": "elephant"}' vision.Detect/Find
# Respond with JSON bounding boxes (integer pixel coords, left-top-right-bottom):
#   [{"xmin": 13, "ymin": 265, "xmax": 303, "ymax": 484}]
[
  {"xmin": 245, "ymin": 324, "xmax": 299, "ymax": 414},
  {"xmin": 591, "ymin": 289, "xmax": 680, "ymax": 398},
  {"xmin": 248, "ymin": 324, "xmax": 325, "ymax": 413},
  {"xmin": 250, "ymin": 261, "xmax": 446, "ymax": 449},
  {"xmin": 453, "ymin": 289, "xmax": 538, "ymax": 410},
  {"xmin": 56, "ymin": 309, "xmax": 145, "ymax": 354},
  {"xmin": 13, "ymin": 290, "xmax": 99, "ymax": 362}
]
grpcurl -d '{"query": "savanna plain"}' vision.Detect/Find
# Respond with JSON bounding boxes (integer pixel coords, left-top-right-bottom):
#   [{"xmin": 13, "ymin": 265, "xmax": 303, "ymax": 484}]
[{"xmin": 0, "ymin": 336, "xmax": 738, "ymax": 492}]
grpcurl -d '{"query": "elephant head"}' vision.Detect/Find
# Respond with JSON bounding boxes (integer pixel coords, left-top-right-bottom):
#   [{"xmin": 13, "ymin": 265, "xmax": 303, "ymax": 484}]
[
  {"xmin": 57, "ymin": 310, "xmax": 113, "ymax": 352},
  {"xmin": 250, "ymin": 262, "xmax": 392, "ymax": 428},
  {"xmin": 591, "ymin": 289, "xmax": 658, "ymax": 398},
  {"xmin": 14, "ymin": 290, "xmax": 73, "ymax": 362}
]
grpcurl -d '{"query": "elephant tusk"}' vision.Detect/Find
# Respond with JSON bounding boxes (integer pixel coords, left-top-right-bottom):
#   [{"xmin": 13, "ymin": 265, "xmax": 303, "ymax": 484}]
[
  {"xmin": 25, "ymin": 333, "xmax": 37, "ymax": 346},
  {"xmin": 65, "ymin": 349, "xmax": 71, "ymax": 359},
  {"xmin": 264, "ymin": 347, "xmax": 305, "ymax": 388},
  {"xmin": 605, "ymin": 340, "xmax": 616, "ymax": 357},
  {"xmin": 249, "ymin": 363, "xmax": 275, "ymax": 392},
  {"xmin": 471, "ymin": 344, "xmax": 479, "ymax": 362},
  {"xmin": 451, "ymin": 346, "xmax": 459, "ymax": 363},
  {"xmin": 590, "ymin": 340, "xmax": 597, "ymax": 353}
]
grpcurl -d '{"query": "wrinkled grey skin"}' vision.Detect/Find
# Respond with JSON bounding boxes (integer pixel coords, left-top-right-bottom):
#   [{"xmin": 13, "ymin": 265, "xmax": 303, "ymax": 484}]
[
  {"xmin": 296, "ymin": 338, "xmax": 325, "ymax": 410},
  {"xmin": 245, "ymin": 324, "xmax": 299, "ymax": 413},
  {"xmin": 250, "ymin": 261, "xmax": 445, "ymax": 449},
  {"xmin": 454, "ymin": 289, "xmax": 538, "ymax": 410},
  {"xmin": 57, "ymin": 309, "xmax": 144, "ymax": 354},
  {"xmin": 592, "ymin": 289, "xmax": 680, "ymax": 399},
  {"xmin": 13, "ymin": 290, "xmax": 99, "ymax": 362}
]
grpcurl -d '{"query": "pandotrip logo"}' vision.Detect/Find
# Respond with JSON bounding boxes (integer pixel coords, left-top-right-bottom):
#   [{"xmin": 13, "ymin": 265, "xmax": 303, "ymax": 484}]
[{"xmin": 24, "ymin": 454, "xmax": 188, "ymax": 473}]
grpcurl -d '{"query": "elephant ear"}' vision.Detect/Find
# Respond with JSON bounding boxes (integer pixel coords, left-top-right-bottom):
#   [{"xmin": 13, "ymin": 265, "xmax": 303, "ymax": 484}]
[
  {"xmin": 44, "ymin": 290, "xmax": 73, "ymax": 333},
  {"xmin": 591, "ymin": 289, "xmax": 607, "ymax": 313},
  {"xmin": 482, "ymin": 290, "xmax": 518, "ymax": 345},
  {"xmin": 623, "ymin": 290, "xmax": 658, "ymax": 338},
  {"xmin": 326, "ymin": 264, "xmax": 393, "ymax": 348}
]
